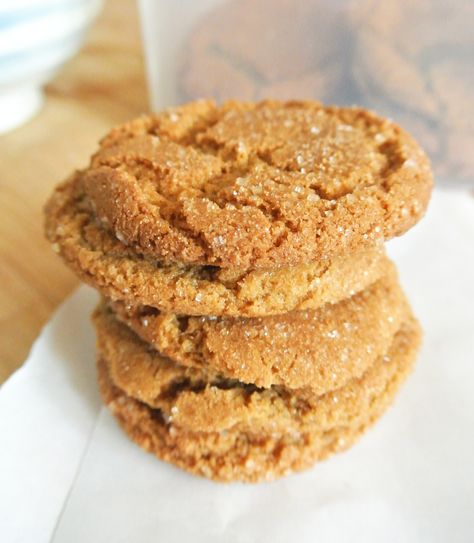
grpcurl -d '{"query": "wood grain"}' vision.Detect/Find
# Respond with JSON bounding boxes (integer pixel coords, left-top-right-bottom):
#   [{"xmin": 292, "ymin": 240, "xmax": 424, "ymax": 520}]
[{"xmin": 0, "ymin": 0, "xmax": 147, "ymax": 383}]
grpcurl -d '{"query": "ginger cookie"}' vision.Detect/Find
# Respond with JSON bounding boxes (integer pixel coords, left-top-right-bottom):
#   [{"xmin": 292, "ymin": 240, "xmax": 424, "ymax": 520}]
[
  {"xmin": 45, "ymin": 172, "xmax": 387, "ymax": 316},
  {"xmin": 352, "ymin": 0, "xmax": 474, "ymax": 184},
  {"xmin": 97, "ymin": 317, "xmax": 421, "ymax": 482},
  {"xmin": 48, "ymin": 99, "xmax": 432, "ymax": 270},
  {"xmin": 93, "ymin": 303, "xmax": 420, "ymax": 435},
  {"xmin": 107, "ymin": 260, "xmax": 408, "ymax": 392},
  {"xmin": 180, "ymin": 0, "xmax": 352, "ymax": 104}
]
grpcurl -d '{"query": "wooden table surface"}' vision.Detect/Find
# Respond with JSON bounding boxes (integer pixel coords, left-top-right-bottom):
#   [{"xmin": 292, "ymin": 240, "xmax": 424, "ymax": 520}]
[{"xmin": 0, "ymin": 0, "xmax": 147, "ymax": 383}]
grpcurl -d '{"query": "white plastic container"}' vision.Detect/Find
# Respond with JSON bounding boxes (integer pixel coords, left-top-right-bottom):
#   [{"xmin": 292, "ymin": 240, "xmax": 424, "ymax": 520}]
[{"xmin": 138, "ymin": 0, "xmax": 474, "ymax": 187}]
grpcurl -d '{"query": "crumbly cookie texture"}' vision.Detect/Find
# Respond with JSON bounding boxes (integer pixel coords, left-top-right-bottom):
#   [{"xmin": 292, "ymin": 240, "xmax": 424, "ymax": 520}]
[
  {"xmin": 93, "ymin": 300, "xmax": 420, "ymax": 435},
  {"xmin": 108, "ymin": 260, "xmax": 408, "ymax": 392},
  {"xmin": 97, "ymin": 317, "xmax": 421, "ymax": 482},
  {"xmin": 73, "ymin": 99, "xmax": 431, "ymax": 269},
  {"xmin": 44, "ymin": 173, "xmax": 387, "ymax": 316}
]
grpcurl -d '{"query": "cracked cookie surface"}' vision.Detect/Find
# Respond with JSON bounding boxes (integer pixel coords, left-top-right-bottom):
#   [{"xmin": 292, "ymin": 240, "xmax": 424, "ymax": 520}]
[
  {"xmin": 97, "ymin": 316, "xmax": 420, "ymax": 482},
  {"xmin": 180, "ymin": 0, "xmax": 352, "ymax": 104},
  {"xmin": 67, "ymin": 99, "xmax": 431, "ymax": 269},
  {"xmin": 93, "ymin": 304, "xmax": 420, "ymax": 436},
  {"xmin": 108, "ymin": 260, "xmax": 408, "ymax": 392},
  {"xmin": 45, "ymin": 172, "xmax": 387, "ymax": 316}
]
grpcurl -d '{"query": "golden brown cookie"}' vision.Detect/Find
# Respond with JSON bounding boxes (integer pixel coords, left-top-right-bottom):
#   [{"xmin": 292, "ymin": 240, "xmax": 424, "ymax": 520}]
[
  {"xmin": 47, "ymin": 99, "xmax": 432, "ymax": 270},
  {"xmin": 352, "ymin": 0, "xmax": 474, "ymax": 183},
  {"xmin": 97, "ymin": 317, "xmax": 421, "ymax": 482},
  {"xmin": 93, "ymin": 302, "xmax": 420, "ymax": 435},
  {"xmin": 180, "ymin": 0, "xmax": 352, "ymax": 104},
  {"xmin": 108, "ymin": 260, "xmax": 408, "ymax": 392},
  {"xmin": 45, "ymin": 172, "xmax": 387, "ymax": 316},
  {"xmin": 99, "ymin": 359, "xmax": 369, "ymax": 482}
]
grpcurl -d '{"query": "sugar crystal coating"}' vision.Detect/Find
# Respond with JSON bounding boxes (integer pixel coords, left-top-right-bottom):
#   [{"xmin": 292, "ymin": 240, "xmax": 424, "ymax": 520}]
[
  {"xmin": 44, "ymin": 173, "xmax": 389, "ymax": 317},
  {"xmin": 96, "ymin": 314, "xmax": 421, "ymax": 482},
  {"xmin": 76, "ymin": 99, "xmax": 432, "ymax": 269}
]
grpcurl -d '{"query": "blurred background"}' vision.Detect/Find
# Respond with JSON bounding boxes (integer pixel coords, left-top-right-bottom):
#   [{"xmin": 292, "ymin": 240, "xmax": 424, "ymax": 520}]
[{"xmin": 0, "ymin": 0, "xmax": 472, "ymax": 383}]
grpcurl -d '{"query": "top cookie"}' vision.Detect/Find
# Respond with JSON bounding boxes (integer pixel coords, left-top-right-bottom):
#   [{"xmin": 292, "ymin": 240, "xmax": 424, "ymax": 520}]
[{"xmin": 82, "ymin": 100, "xmax": 432, "ymax": 269}]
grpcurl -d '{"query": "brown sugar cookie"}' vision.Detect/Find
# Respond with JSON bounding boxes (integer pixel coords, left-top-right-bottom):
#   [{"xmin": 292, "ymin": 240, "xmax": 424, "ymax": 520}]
[
  {"xmin": 429, "ymin": 58, "xmax": 474, "ymax": 181},
  {"xmin": 180, "ymin": 0, "xmax": 352, "ymax": 104},
  {"xmin": 98, "ymin": 359, "xmax": 370, "ymax": 483},
  {"xmin": 352, "ymin": 0, "xmax": 474, "ymax": 183},
  {"xmin": 93, "ymin": 303, "xmax": 420, "ymax": 435},
  {"xmin": 45, "ymin": 172, "xmax": 387, "ymax": 317},
  {"xmin": 108, "ymin": 260, "xmax": 408, "ymax": 392},
  {"xmin": 97, "ymin": 317, "xmax": 421, "ymax": 482},
  {"xmin": 55, "ymin": 99, "xmax": 432, "ymax": 270}
]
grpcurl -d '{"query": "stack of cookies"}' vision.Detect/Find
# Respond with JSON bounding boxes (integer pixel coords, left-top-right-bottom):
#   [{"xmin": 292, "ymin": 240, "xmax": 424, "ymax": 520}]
[{"xmin": 45, "ymin": 100, "xmax": 432, "ymax": 482}]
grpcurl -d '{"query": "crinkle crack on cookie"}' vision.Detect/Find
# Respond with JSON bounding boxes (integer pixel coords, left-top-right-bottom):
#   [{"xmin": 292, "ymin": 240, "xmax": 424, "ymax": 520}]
[
  {"xmin": 77, "ymin": 100, "xmax": 432, "ymax": 269},
  {"xmin": 43, "ymin": 97, "xmax": 431, "ymax": 483},
  {"xmin": 45, "ymin": 172, "xmax": 388, "ymax": 316},
  {"xmin": 107, "ymin": 260, "xmax": 408, "ymax": 392},
  {"xmin": 93, "ymin": 304, "xmax": 420, "ymax": 435}
]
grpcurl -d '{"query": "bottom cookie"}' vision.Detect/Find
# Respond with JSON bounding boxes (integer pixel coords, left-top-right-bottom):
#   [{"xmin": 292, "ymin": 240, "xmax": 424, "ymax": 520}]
[{"xmin": 97, "ymin": 318, "xmax": 421, "ymax": 483}]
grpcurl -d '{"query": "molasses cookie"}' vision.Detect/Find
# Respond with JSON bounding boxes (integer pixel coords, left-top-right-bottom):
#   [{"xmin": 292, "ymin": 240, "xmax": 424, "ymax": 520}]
[
  {"xmin": 107, "ymin": 260, "xmax": 408, "ymax": 392},
  {"xmin": 45, "ymin": 171, "xmax": 387, "ymax": 316},
  {"xmin": 47, "ymin": 100, "xmax": 432, "ymax": 270},
  {"xmin": 97, "ymin": 317, "xmax": 421, "ymax": 482}
]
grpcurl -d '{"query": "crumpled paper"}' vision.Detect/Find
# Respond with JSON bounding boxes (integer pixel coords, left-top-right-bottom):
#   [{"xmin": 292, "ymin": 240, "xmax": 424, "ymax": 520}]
[{"xmin": 1, "ymin": 190, "xmax": 473, "ymax": 543}]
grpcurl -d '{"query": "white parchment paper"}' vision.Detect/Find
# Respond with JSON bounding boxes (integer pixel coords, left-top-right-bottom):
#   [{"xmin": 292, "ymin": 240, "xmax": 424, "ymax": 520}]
[{"xmin": 1, "ymin": 190, "xmax": 473, "ymax": 543}]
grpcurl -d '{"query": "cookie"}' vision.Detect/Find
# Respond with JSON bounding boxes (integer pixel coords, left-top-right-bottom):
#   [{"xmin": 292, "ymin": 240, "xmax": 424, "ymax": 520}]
[
  {"xmin": 352, "ymin": 0, "xmax": 474, "ymax": 183},
  {"xmin": 98, "ymin": 359, "xmax": 370, "ymax": 483},
  {"xmin": 45, "ymin": 172, "xmax": 387, "ymax": 316},
  {"xmin": 58, "ymin": 99, "xmax": 432, "ymax": 269},
  {"xmin": 180, "ymin": 0, "xmax": 352, "ymax": 104},
  {"xmin": 107, "ymin": 260, "xmax": 408, "ymax": 392},
  {"xmin": 93, "ymin": 302, "xmax": 420, "ymax": 435},
  {"xmin": 97, "ymin": 317, "xmax": 421, "ymax": 482}
]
